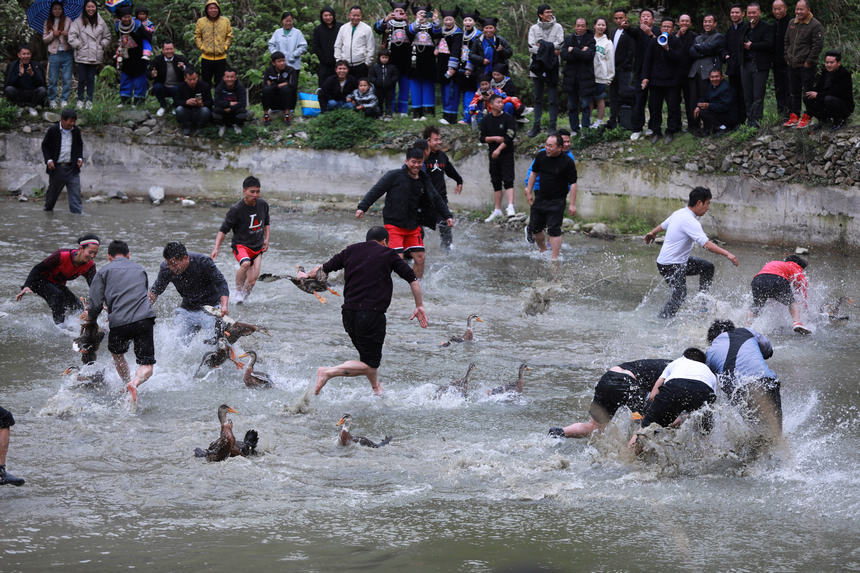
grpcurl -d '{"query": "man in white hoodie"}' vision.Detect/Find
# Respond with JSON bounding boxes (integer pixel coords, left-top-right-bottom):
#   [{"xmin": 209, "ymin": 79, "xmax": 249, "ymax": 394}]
[
  {"xmin": 526, "ymin": 4, "xmax": 564, "ymax": 137},
  {"xmin": 333, "ymin": 6, "xmax": 375, "ymax": 79}
]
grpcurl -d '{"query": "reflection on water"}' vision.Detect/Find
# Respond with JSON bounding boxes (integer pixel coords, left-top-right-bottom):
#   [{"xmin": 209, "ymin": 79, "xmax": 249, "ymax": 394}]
[{"xmin": 0, "ymin": 202, "xmax": 857, "ymax": 571}]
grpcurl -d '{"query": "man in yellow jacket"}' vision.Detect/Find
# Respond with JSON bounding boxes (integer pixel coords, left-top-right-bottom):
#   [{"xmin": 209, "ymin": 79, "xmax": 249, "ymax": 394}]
[{"xmin": 194, "ymin": 0, "xmax": 233, "ymax": 88}]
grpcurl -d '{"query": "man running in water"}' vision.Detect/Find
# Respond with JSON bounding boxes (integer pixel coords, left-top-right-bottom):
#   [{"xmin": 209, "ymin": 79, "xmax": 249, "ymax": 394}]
[{"xmin": 211, "ymin": 175, "xmax": 270, "ymax": 303}]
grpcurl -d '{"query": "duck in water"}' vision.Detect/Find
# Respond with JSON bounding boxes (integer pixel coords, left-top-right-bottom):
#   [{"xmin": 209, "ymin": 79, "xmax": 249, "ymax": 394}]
[
  {"xmin": 434, "ymin": 363, "xmax": 476, "ymax": 398},
  {"xmin": 237, "ymin": 351, "xmax": 273, "ymax": 388},
  {"xmin": 336, "ymin": 414, "xmax": 391, "ymax": 448},
  {"xmin": 62, "ymin": 365, "xmax": 106, "ymax": 390},
  {"xmin": 440, "ymin": 314, "xmax": 483, "ymax": 346},
  {"xmin": 487, "ymin": 363, "xmax": 530, "ymax": 395},
  {"xmin": 194, "ymin": 404, "xmax": 259, "ymax": 461}
]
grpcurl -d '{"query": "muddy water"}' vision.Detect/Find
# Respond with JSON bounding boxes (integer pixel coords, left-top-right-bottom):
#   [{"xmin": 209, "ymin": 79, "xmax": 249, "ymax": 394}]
[{"xmin": 0, "ymin": 201, "xmax": 857, "ymax": 572}]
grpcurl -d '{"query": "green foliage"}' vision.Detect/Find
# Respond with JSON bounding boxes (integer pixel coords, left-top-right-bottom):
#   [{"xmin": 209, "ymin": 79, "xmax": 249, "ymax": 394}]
[
  {"xmin": 307, "ymin": 108, "xmax": 381, "ymax": 149},
  {"xmin": 0, "ymin": 99, "xmax": 19, "ymax": 129},
  {"xmin": 728, "ymin": 124, "xmax": 758, "ymax": 143},
  {"xmin": 569, "ymin": 125, "xmax": 629, "ymax": 150},
  {"xmin": 0, "ymin": 0, "xmax": 32, "ymax": 60}
]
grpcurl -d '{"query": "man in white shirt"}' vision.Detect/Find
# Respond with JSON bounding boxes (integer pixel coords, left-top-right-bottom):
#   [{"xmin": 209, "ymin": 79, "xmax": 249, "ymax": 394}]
[
  {"xmin": 628, "ymin": 347, "xmax": 717, "ymax": 449},
  {"xmin": 644, "ymin": 186, "xmax": 738, "ymax": 318},
  {"xmin": 333, "ymin": 6, "xmax": 375, "ymax": 79}
]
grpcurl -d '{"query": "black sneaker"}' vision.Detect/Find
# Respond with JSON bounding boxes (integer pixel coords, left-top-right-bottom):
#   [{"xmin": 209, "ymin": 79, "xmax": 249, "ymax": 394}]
[
  {"xmin": 548, "ymin": 427, "xmax": 565, "ymax": 438},
  {"xmin": 0, "ymin": 465, "xmax": 25, "ymax": 486}
]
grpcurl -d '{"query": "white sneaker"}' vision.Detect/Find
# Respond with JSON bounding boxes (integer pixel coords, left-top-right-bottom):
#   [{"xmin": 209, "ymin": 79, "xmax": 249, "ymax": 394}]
[
  {"xmin": 505, "ymin": 203, "xmax": 516, "ymax": 217},
  {"xmin": 644, "ymin": 128, "xmax": 653, "ymax": 136},
  {"xmin": 484, "ymin": 209, "xmax": 503, "ymax": 223},
  {"xmin": 234, "ymin": 290, "xmax": 245, "ymax": 304},
  {"xmin": 49, "ymin": 100, "xmax": 58, "ymax": 109},
  {"xmin": 217, "ymin": 125, "xmax": 225, "ymax": 137},
  {"xmin": 630, "ymin": 131, "xmax": 641, "ymax": 141},
  {"xmin": 156, "ymin": 107, "xmax": 165, "ymax": 117},
  {"xmin": 116, "ymin": 103, "xmax": 124, "ymax": 108},
  {"xmin": 28, "ymin": 107, "xmax": 38, "ymax": 117},
  {"xmin": 399, "ymin": 113, "xmax": 408, "ymax": 118},
  {"xmin": 590, "ymin": 119, "xmax": 602, "ymax": 128},
  {"xmin": 522, "ymin": 106, "xmax": 534, "ymax": 115},
  {"xmin": 60, "ymin": 100, "xmax": 68, "ymax": 108},
  {"xmin": 85, "ymin": 101, "xmax": 93, "ymax": 110},
  {"xmin": 570, "ymin": 131, "xmax": 578, "ymax": 137},
  {"xmin": 233, "ymin": 125, "xmax": 242, "ymax": 134},
  {"xmin": 439, "ymin": 118, "xmax": 449, "ymax": 125},
  {"xmin": 76, "ymin": 100, "xmax": 84, "ymax": 109}
]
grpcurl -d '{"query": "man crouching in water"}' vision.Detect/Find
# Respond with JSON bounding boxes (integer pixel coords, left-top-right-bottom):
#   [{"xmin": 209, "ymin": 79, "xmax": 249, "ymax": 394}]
[{"xmin": 304, "ymin": 226, "xmax": 428, "ymax": 396}]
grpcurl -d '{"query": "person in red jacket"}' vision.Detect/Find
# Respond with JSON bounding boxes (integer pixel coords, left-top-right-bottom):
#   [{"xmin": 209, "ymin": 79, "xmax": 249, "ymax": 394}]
[
  {"xmin": 748, "ymin": 254, "xmax": 809, "ymax": 333},
  {"xmin": 16, "ymin": 234, "xmax": 100, "ymax": 326}
]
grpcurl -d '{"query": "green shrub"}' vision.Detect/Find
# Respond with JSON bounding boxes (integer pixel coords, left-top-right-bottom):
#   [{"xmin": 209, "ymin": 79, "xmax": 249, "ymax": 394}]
[
  {"xmin": 307, "ymin": 108, "xmax": 381, "ymax": 150},
  {"xmin": 0, "ymin": 99, "xmax": 18, "ymax": 129},
  {"xmin": 729, "ymin": 124, "xmax": 758, "ymax": 144}
]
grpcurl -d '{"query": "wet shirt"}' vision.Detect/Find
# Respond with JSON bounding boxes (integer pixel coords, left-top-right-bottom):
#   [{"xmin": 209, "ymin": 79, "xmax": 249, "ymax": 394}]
[
  {"xmin": 24, "ymin": 249, "xmax": 96, "ymax": 288},
  {"xmin": 219, "ymin": 199, "xmax": 270, "ymax": 250},
  {"xmin": 656, "ymin": 207, "xmax": 709, "ymax": 265},
  {"xmin": 322, "ymin": 240, "xmax": 417, "ymax": 313},
  {"xmin": 756, "ymin": 260, "xmax": 807, "ymax": 298},
  {"xmin": 87, "ymin": 256, "xmax": 156, "ymax": 328},
  {"xmin": 660, "ymin": 357, "xmax": 717, "ymax": 391},
  {"xmin": 530, "ymin": 150, "xmax": 577, "ymax": 201},
  {"xmin": 706, "ymin": 329, "xmax": 777, "ymax": 381},
  {"xmin": 618, "ymin": 358, "xmax": 672, "ymax": 391},
  {"xmin": 150, "ymin": 252, "xmax": 229, "ymax": 311}
]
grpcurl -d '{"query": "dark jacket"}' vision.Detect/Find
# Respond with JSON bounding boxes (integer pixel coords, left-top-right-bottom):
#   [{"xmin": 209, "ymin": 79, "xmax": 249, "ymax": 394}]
[
  {"xmin": 724, "ymin": 21, "xmax": 747, "ymax": 75},
  {"xmin": 642, "ymin": 35, "xmax": 684, "ymax": 86},
  {"xmin": 612, "ymin": 28, "xmax": 636, "ymax": 73},
  {"xmin": 436, "ymin": 28, "xmax": 464, "ymax": 79},
  {"xmin": 424, "ymin": 150, "xmax": 463, "ymax": 200},
  {"xmin": 358, "ymin": 166, "xmax": 452, "ymax": 230},
  {"xmin": 213, "ymin": 80, "xmax": 247, "ymax": 113},
  {"xmin": 743, "ymin": 20, "xmax": 774, "ymax": 71},
  {"xmin": 41, "ymin": 123, "xmax": 84, "ymax": 174},
  {"xmin": 676, "ymin": 29, "xmax": 698, "ymax": 81},
  {"xmin": 148, "ymin": 54, "xmax": 191, "ymax": 85},
  {"xmin": 4, "ymin": 59, "xmax": 46, "ymax": 90},
  {"xmin": 468, "ymin": 34, "xmax": 513, "ymax": 75},
  {"xmin": 784, "ymin": 13, "xmax": 824, "ymax": 68},
  {"xmin": 689, "ymin": 30, "xmax": 726, "ymax": 80},
  {"xmin": 320, "ymin": 74, "xmax": 358, "ymax": 107},
  {"xmin": 812, "ymin": 65, "xmax": 855, "ymax": 114},
  {"xmin": 628, "ymin": 25, "xmax": 660, "ymax": 77},
  {"xmin": 369, "ymin": 61, "xmax": 400, "ymax": 90},
  {"xmin": 117, "ymin": 24, "xmax": 151, "ymax": 77},
  {"xmin": 176, "ymin": 79, "xmax": 213, "ymax": 108},
  {"xmin": 561, "ymin": 31, "xmax": 596, "ymax": 94},
  {"xmin": 704, "ymin": 79, "xmax": 735, "ymax": 113},
  {"xmin": 150, "ymin": 252, "xmax": 229, "ymax": 311},
  {"xmin": 312, "ymin": 7, "xmax": 340, "ymax": 67},
  {"xmin": 772, "ymin": 15, "xmax": 790, "ymax": 68}
]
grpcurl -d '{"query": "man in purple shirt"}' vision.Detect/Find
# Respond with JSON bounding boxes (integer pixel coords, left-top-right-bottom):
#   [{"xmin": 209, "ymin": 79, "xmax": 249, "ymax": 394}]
[{"xmin": 304, "ymin": 226, "xmax": 429, "ymax": 396}]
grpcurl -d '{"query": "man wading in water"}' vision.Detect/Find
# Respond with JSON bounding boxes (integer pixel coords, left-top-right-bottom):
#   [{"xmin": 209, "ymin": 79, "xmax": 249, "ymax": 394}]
[{"xmin": 303, "ymin": 226, "xmax": 428, "ymax": 396}]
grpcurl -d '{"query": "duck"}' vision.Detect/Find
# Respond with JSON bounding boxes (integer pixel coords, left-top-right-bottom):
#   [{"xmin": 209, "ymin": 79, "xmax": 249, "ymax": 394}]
[
  {"xmin": 336, "ymin": 414, "xmax": 391, "ymax": 448},
  {"xmin": 73, "ymin": 321, "xmax": 105, "ymax": 364},
  {"xmin": 440, "ymin": 314, "xmax": 483, "ymax": 346},
  {"xmin": 201, "ymin": 305, "xmax": 271, "ymax": 343},
  {"xmin": 820, "ymin": 296, "xmax": 853, "ymax": 321},
  {"xmin": 194, "ymin": 336, "xmax": 244, "ymax": 377},
  {"xmin": 259, "ymin": 266, "xmax": 341, "ymax": 303},
  {"xmin": 487, "ymin": 363, "xmax": 530, "ymax": 396},
  {"xmin": 237, "ymin": 351, "xmax": 273, "ymax": 388},
  {"xmin": 62, "ymin": 365, "xmax": 106, "ymax": 390},
  {"xmin": 434, "ymin": 363, "xmax": 476, "ymax": 398},
  {"xmin": 194, "ymin": 404, "xmax": 259, "ymax": 462}
]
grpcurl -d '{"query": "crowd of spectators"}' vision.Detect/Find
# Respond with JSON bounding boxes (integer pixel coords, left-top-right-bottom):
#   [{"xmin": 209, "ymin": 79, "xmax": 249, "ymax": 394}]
[{"xmin": 3, "ymin": 1, "xmax": 855, "ymax": 136}]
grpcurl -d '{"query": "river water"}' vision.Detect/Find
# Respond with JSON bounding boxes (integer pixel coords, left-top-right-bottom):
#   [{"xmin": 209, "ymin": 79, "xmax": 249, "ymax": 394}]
[{"xmin": 0, "ymin": 201, "xmax": 857, "ymax": 572}]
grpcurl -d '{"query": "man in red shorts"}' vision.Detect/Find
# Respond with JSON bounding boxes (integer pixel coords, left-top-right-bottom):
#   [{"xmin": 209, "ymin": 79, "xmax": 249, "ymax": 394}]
[
  {"xmin": 210, "ymin": 175, "xmax": 270, "ymax": 303},
  {"xmin": 356, "ymin": 147, "xmax": 454, "ymax": 278}
]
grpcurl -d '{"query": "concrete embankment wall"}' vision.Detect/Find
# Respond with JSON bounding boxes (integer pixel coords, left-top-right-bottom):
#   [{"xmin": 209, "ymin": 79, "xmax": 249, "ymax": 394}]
[{"xmin": 1, "ymin": 130, "xmax": 856, "ymax": 248}]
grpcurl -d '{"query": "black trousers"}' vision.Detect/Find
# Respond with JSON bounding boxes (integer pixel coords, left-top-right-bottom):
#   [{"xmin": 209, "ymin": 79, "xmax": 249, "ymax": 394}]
[
  {"xmin": 532, "ymin": 76, "xmax": 559, "ymax": 131},
  {"xmin": 680, "ymin": 78, "xmax": 697, "ymax": 131},
  {"xmin": 4, "ymin": 85, "xmax": 47, "ymax": 107},
  {"xmin": 262, "ymin": 83, "xmax": 297, "ymax": 112},
  {"xmin": 607, "ymin": 69, "xmax": 634, "ymax": 129},
  {"xmin": 772, "ymin": 63, "xmax": 790, "ymax": 116},
  {"xmin": 641, "ymin": 378, "xmax": 716, "ymax": 428},
  {"xmin": 200, "ymin": 59, "xmax": 226, "ymax": 91},
  {"xmin": 700, "ymin": 108, "xmax": 737, "ymax": 133},
  {"xmin": 741, "ymin": 61, "xmax": 769, "ymax": 126},
  {"xmin": 804, "ymin": 95, "xmax": 852, "ymax": 122},
  {"xmin": 656, "ymin": 256, "xmax": 714, "ymax": 318},
  {"xmin": 632, "ymin": 76, "xmax": 648, "ymax": 131},
  {"xmin": 728, "ymin": 72, "xmax": 746, "ymax": 125},
  {"xmin": 348, "ymin": 63, "xmax": 368, "ymax": 80},
  {"xmin": 647, "ymin": 84, "xmax": 682, "ymax": 136},
  {"xmin": 29, "ymin": 277, "xmax": 82, "ymax": 324},
  {"xmin": 212, "ymin": 108, "xmax": 248, "ymax": 126},
  {"xmin": 787, "ymin": 66, "xmax": 816, "ymax": 116},
  {"xmin": 317, "ymin": 62, "xmax": 335, "ymax": 87}
]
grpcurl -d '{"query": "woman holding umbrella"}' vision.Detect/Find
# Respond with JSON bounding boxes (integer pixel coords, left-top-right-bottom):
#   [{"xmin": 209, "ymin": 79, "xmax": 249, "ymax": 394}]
[
  {"xmin": 42, "ymin": 0, "xmax": 75, "ymax": 109},
  {"xmin": 68, "ymin": 0, "xmax": 111, "ymax": 109}
]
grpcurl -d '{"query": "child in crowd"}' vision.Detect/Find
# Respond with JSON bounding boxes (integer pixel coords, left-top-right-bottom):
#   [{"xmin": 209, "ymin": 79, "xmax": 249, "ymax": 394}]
[
  {"xmin": 369, "ymin": 49, "xmax": 399, "ymax": 119},
  {"xmin": 490, "ymin": 63, "xmax": 518, "ymax": 98},
  {"xmin": 468, "ymin": 75, "xmax": 521, "ymax": 124},
  {"xmin": 347, "ymin": 78, "xmax": 380, "ymax": 117},
  {"xmin": 135, "ymin": 6, "xmax": 155, "ymax": 60}
]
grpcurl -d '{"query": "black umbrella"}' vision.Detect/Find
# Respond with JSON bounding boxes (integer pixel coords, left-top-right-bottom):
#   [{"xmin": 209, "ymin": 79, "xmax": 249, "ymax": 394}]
[{"xmin": 26, "ymin": 0, "xmax": 86, "ymax": 34}]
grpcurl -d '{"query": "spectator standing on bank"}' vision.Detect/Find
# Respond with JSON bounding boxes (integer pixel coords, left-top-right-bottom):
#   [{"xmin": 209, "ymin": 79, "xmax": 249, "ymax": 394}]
[
  {"xmin": 149, "ymin": 41, "xmax": 189, "ymax": 116},
  {"xmin": 688, "ymin": 14, "xmax": 726, "ymax": 133},
  {"xmin": 312, "ymin": 7, "xmax": 341, "ymax": 87},
  {"xmin": 741, "ymin": 3, "xmax": 774, "ymax": 127},
  {"xmin": 374, "ymin": 2, "xmax": 412, "ymax": 115},
  {"xmin": 783, "ymin": 0, "xmax": 824, "ymax": 128},
  {"xmin": 334, "ymin": 5, "xmax": 375, "ymax": 80},
  {"xmin": 470, "ymin": 17, "xmax": 512, "ymax": 79},
  {"xmin": 675, "ymin": 14, "xmax": 698, "ymax": 132},
  {"xmin": 561, "ymin": 18, "xmax": 596, "ymax": 135},
  {"xmin": 724, "ymin": 4, "xmax": 748, "ymax": 126},
  {"xmin": 641, "ymin": 17, "xmax": 683, "ymax": 144},
  {"xmin": 267, "ymin": 11, "xmax": 306, "ymax": 124},
  {"xmin": 434, "ymin": 7, "xmax": 463, "ymax": 125},
  {"xmin": 4, "ymin": 46, "xmax": 47, "ymax": 115},
  {"xmin": 68, "ymin": 0, "xmax": 111, "ymax": 110},
  {"xmin": 114, "ymin": 6, "xmax": 151, "ymax": 106},
  {"xmin": 590, "ymin": 17, "xmax": 614, "ymax": 130},
  {"xmin": 213, "ymin": 69, "xmax": 247, "ymax": 136},
  {"xmin": 456, "ymin": 9, "xmax": 481, "ymax": 125},
  {"xmin": 43, "ymin": 1, "xmax": 73, "ymax": 109},
  {"xmin": 628, "ymin": 9, "xmax": 659, "ymax": 140},
  {"xmin": 606, "ymin": 9, "xmax": 636, "ymax": 130},
  {"xmin": 40, "ymin": 108, "xmax": 85, "ymax": 214},
  {"xmin": 175, "ymin": 68, "xmax": 212, "ymax": 136},
  {"xmin": 369, "ymin": 49, "xmax": 399, "ymax": 118},
  {"xmin": 804, "ymin": 50, "xmax": 854, "ymax": 130},
  {"xmin": 526, "ymin": 4, "xmax": 564, "ymax": 137},
  {"xmin": 194, "ymin": 0, "xmax": 233, "ymax": 89},
  {"xmin": 407, "ymin": 5, "xmax": 438, "ymax": 120},
  {"xmin": 771, "ymin": 0, "xmax": 791, "ymax": 119}
]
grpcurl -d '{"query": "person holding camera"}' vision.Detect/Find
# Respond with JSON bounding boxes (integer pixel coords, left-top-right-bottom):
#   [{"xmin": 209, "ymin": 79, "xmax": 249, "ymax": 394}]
[
  {"xmin": 3, "ymin": 45, "xmax": 47, "ymax": 115},
  {"xmin": 175, "ymin": 68, "xmax": 212, "ymax": 136},
  {"xmin": 526, "ymin": 4, "xmax": 564, "ymax": 137}
]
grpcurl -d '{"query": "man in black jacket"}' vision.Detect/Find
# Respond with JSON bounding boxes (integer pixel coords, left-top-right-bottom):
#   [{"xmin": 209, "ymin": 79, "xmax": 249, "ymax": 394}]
[
  {"xmin": 175, "ymin": 68, "xmax": 212, "ymax": 136},
  {"xmin": 688, "ymin": 14, "xmax": 726, "ymax": 133},
  {"xmin": 628, "ymin": 9, "xmax": 660, "ymax": 139},
  {"xmin": 148, "ymin": 41, "xmax": 189, "ymax": 115},
  {"xmin": 312, "ymin": 6, "xmax": 340, "ymax": 87},
  {"xmin": 306, "ymin": 226, "xmax": 429, "ymax": 396},
  {"xmin": 41, "ymin": 108, "xmax": 84, "ymax": 214},
  {"xmin": 212, "ymin": 69, "xmax": 247, "ymax": 136},
  {"xmin": 4, "ymin": 45, "xmax": 46, "ymax": 115},
  {"xmin": 561, "ymin": 18, "xmax": 596, "ymax": 134},
  {"xmin": 607, "ymin": 9, "xmax": 637, "ymax": 130},
  {"xmin": 320, "ymin": 60, "xmax": 358, "ymax": 111},
  {"xmin": 676, "ymin": 15, "xmax": 698, "ymax": 132},
  {"xmin": 804, "ymin": 50, "xmax": 855, "ymax": 130},
  {"xmin": 771, "ymin": 0, "xmax": 791, "ymax": 118},
  {"xmin": 724, "ymin": 4, "xmax": 748, "ymax": 126},
  {"xmin": 357, "ymin": 147, "xmax": 454, "ymax": 278},
  {"xmin": 642, "ymin": 17, "xmax": 684, "ymax": 143},
  {"xmin": 740, "ymin": 3, "xmax": 774, "ymax": 126}
]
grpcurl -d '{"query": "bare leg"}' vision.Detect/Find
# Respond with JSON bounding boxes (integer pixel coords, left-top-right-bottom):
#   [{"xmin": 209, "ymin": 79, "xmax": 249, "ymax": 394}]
[
  {"xmin": 534, "ymin": 231, "xmax": 548, "ymax": 252},
  {"xmin": 126, "ymin": 364, "xmax": 154, "ymax": 402},
  {"xmin": 562, "ymin": 418, "xmax": 603, "ymax": 438},
  {"xmin": 316, "ymin": 360, "xmax": 381, "ymax": 395},
  {"xmin": 596, "ymin": 99, "xmax": 606, "ymax": 121},
  {"xmin": 411, "ymin": 251, "xmax": 426, "ymax": 279},
  {"xmin": 548, "ymin": 236, "xmax": 563, "ymax": 260},
  {"xmin": 504, "ymin": 187, "xmax": 514, "ymax": 208},
  {"xmin": 0, "ymin": 427, "xmax": 9, "ymax": 466},
  {"xmin": 493, "ymin": 189, "xmax": 503, "ymax": 211},
  {"xmin": 235, "ymin": 260, "xmax": 252, "ymax": 295},
  {"xmin": 788, "ymin": 302, "xmax": 802, "ymax": 323},
  {"xmin": 243, "ymin": 255, "xmax": 264, "ymax": 296},
  {"xmin": 112, "ymin": 353, "xmax": 131, "ymax": 384}
]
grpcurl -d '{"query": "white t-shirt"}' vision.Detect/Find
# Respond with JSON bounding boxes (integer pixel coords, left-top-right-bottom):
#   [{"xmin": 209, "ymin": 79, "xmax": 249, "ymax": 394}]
[
  {"xmin": 660, "ymin": 357, "xmax": 717, "ymax": 391},
  {"xmin": 656, "ymin": 207, "xmax": 710, "ymax": 265}
]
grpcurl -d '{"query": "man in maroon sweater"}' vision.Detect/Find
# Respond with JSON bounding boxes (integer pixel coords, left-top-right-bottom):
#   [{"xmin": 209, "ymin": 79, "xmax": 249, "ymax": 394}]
[{"xmin": 304, "ymin": 226, "xmax": 429, "ymax": 396}]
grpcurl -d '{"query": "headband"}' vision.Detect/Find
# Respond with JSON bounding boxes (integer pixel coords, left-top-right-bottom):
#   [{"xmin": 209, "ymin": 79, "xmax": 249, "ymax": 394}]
[{"xmin": 79, "ymin": 239, "xmax": 100, "ymax": 247}]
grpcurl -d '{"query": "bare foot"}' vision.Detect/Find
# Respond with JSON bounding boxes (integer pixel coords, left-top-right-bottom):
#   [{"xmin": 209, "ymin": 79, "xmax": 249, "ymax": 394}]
[
  {"xmin": 127, "ymin": 381, "xmax": 138, "ymax": 403},
  {"xmin": 315, "ymin": 367, "xmax": 329, "ymax": 395},
  {"xmin": 371, "ymin": 381, "xmax": 383, "ymax": 396}
]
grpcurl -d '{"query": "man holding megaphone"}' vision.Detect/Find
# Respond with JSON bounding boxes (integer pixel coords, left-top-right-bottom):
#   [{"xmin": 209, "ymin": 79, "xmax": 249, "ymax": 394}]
[{"xmin": 640, "ymin": 17, "xmax": 684, "ymax": 144}]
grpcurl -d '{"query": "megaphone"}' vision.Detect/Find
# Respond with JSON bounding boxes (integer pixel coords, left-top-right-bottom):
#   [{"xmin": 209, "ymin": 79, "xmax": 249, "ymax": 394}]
[{"xmin": 657, "ymin": 32, "xmax": 669, "ymax": 46}]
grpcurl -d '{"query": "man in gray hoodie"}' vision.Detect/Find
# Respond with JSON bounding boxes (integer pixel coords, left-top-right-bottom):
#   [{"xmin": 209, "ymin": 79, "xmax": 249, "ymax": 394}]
[
  {"xmin": 85, "ymin": 240, "xmax": 157, "ymax": 402},
  {"xmin": 526, "ymin": 4, "xmax": 564, "ymax": 137}
]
